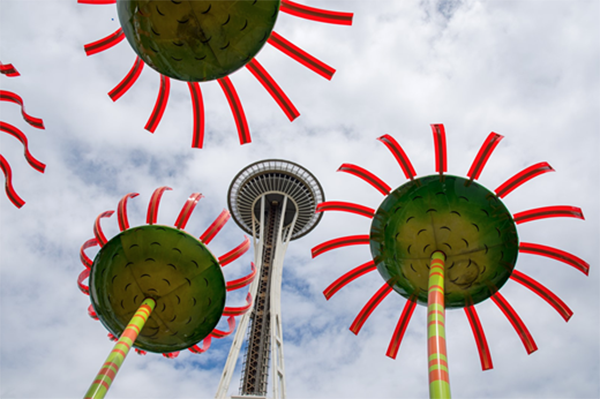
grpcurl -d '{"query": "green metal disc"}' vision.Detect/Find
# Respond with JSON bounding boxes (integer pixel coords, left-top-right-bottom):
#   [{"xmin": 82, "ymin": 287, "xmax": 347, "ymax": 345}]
[
  {"xmin": 117, "ymin": 0, "xmax": 281, "ymax": 82},
  {"xmin": 89, "ymin": 225, "xmax": 226, "ymax": 353},
  {"xmin": 370, "ymin": 175, "xmax": 519, "ymax": 308}
]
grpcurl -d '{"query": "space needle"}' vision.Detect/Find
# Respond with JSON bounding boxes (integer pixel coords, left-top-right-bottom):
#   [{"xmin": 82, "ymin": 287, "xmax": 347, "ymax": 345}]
[{"xmin": 216, "ymin": 159, "xmax": 324, "ymax": 399}]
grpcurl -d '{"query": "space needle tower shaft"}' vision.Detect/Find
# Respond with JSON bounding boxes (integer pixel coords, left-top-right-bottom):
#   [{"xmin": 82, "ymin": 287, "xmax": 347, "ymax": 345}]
[{"xmin": 216, "ymin": 160, "xmax": 324, "ymax": 399}]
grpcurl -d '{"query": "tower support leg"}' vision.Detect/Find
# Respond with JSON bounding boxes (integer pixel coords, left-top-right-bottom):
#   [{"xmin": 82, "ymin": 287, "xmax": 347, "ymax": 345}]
[
  {"xmin": 427, "ymin": 251, "xmax": 451, "ymax": 399},
  {"xmin": 84, "ymin": 298, "xmax": 156, "ymax": 399}
]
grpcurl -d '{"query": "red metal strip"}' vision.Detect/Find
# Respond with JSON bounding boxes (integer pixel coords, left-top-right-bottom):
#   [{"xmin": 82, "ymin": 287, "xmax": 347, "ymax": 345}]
[
  {"xmin": 0, "ymin": 62, "xmax": 20, "ymax": 77},
  {"xmin": 80, "ymin": 238, "xmax": 99, "ymax": 269},
  {"xmin": 88, "ymin": 304, "xmax": 98, "ymax": 320},
  {"xmin": 519, "ymin": 242, "xmax": 589, "ymax": 275},
  {"xmin": 467, "ymin": 133, "xmax": 503, "ymax": 181},
  {"xmin": 145, "ymin": 74, "xmax": 170, "ymax": 133},
  {"xmin": 226, "ymin": 263, "xmax": 257, "ymax": 291},
  {"xmin": 223, "ymin": 293, "xmax": 253, "ymax": 316},
  {"xmin": 323, "ymin": 260, "xmax": 376, "ymax": 300},
  {"xmin": 337, "ymin": 163, "xmax": 391, "ymax": 196},
  {"xmin": 316, "ymin": 201, "xmax": 375, "ymax": 218},
  {"xmin": 218, "ymin": 236, "xmax": 250, "ymax": 267},
  {"xmin": 211, "ymin": 315, "xmax": 236, "ymax": 338},
  {"xmin": 188, "ymin": 336, "xmax": 212, "ymax": 354},
  {"xmin": 386, "ymin": 298, "xmax": 417, "ymax": 359},
  {"xmin": 350, "ymin": 283, "xmax": 394, "ymax": 334},
  {"xmin": 94, "ymin": 210, "xmax": 115, "ymax": 247},
  {"xmin": 0, "ymin": 154, "xmax": 25, "ymax": 208},
  {"xmin": 78, "ymin": 268, "xmax": 90, "ymax": 295},
  {"xmin": 464, "ymin": 305, "xmax": 493, "ymax": 370},
  {"xmin": 431, "ymin": 124, "xmax": 447, "ymax": 174},
  {"xmin": 377, "ymin": 134, "xmax": 417, "ymax": 180},
  {"xmin": 84, "ymin": 28, "xmax": 124, "ymax": 56},
  {"xmin": 162, "ymin": 352, "xmax": 180, "ymax": 359},
  {"xmin": 109, "ymin": 56, "xmax": 144, "ymax": 102},
  {"xmin": 491, "ymin": 292, "xmax": 537, "ymax": 354},
  {"xmin": 174, "ymin": 192, "xmax": 203, "ymax": 230},
  {"xmin": 78, "ymin": 0, "xmax": 115, "ymax": 3},
  {"xmin": 200, "ymin": 209, "xmax": 230, "ymax": 244},
  {"xmin": 0, "ymin": 90, "xmax": 45, "ymax": 129},
  {"xmin": 218, "ymin": 76, "xmax": 251, "ymax": 145},
  {"xmin": 117, "ymin": 193, "xmax": 139, "ymax": 232},
  {"xmin": 146, "ymin": 186, "xmax": 172, "ymax": 225},
  {"xmin": 280, "ymin": 0, "xmax": 353, "ymax": 25},
  {"xmin": 0, "ymin": 121, "xmax": 46, "ymax": 173},
  {"xmin": 246, "ymin": 58, "xmax": 299, "ymax": 121},
  {"xmin": 510, "ymin": 270, "xmax": 572, "ymax": 322},
  {"xmin": 513, "ymin": 205, "xmax": 584, "ymax": 225},
  {"xmin": 495, "ymin": 162, "xmax": 554, "ymax": 198},
  {"xmin": 187, "ymin": 82, "xmax": 205, "ymax": 148},
  {"xmin": 311, "ymin": 235, "xmax": 370, "ymax": 258},
  {"xmin": 268, "ymin": 31, "xmax": 335, "ymax": 80}
]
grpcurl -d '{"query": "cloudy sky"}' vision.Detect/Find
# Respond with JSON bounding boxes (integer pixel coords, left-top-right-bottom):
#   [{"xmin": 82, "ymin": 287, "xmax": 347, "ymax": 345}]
[{"xmin": 0, "ymin": 0, "xmax": 598, "ymax": 398}]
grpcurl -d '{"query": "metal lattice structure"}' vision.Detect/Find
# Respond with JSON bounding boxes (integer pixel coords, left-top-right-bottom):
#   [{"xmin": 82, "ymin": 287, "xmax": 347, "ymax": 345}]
[{"xmin": 217, "ymin": 160, "xmax": 324, "ymax": 399}]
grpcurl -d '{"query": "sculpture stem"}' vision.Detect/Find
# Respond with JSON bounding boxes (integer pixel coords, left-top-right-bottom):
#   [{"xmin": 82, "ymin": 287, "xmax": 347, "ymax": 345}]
[
  {"xmin": 427, "ymin": 251, "xmax": 451, "ymax": 399},
  {"xmin": 84, "ymin": 298, "xmax": 156, "ymax": 399}
]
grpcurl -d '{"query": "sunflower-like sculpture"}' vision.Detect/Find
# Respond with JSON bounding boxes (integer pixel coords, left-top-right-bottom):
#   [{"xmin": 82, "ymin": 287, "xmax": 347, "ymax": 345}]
[
  {"xmin": 78, "ymin": 187, "xmax": 256, "ymax": 399},
  {"xmin": 79, "ymin": 0, "xmax": 353, "ymax": 147},
  {"xmin": 312, "ymin": 125, "xmax": 589, "ymax": 398}
]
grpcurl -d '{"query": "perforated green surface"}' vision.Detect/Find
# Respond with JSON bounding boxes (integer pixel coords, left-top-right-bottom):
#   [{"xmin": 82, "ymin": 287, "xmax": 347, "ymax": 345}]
[
  {"xmin": 89, "ymin": 225, "xmax": 225, "ymax": 353},
  {"xmin": 117, "ymin": 0, "xmax": 280, "ymax": 81},
  {"xmin": 370, "ymin": 175, "xmax": 519, "ymax": 308}
]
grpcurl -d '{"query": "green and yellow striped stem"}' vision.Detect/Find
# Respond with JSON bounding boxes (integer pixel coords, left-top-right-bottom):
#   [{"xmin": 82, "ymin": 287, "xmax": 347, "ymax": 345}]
[
  {"xmin": 84, "ymin": 298, "xmax": 156, "ymax": 399},
  {"xmin": 427, "ymin": 251, "xmax": 451, "ymax": 399}
]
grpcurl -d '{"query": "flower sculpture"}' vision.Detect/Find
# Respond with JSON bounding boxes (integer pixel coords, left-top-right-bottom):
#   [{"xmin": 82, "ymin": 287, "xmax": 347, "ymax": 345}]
[
  {"xmin": 77, "ymin": 187, "xmax": 256, "ymax": 398},
  {"xmin": 311, "ymin": 124, "xmax": 589, "ymax": 398},
  {"xmin": 79, "ymin": 0, "xmax": 353, "ymax": 147},
  {"xmin": 0, "ymin": 61, "xmax": 46, "ymax": 208}
]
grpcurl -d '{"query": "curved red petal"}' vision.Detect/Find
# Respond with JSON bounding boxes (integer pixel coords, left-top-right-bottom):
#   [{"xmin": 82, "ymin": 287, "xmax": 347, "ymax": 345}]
[
  {"xmin": 80, "ymin": 238, "xmax": 99, "ymax": 269},
  {"xmin": 377, "ymin": 134, "xmax": 417, "ymax": 180},
  {"xmin": 218, "ymin": 236, "xmax": 250, "ymax": 267},
  {"xmin": 491, "ymin": 292, "xmax": 537, "ymax": 354},
  {"xmin": 226, "ymin": 263, "xmax": 257, "ymax": 291},
  {"xmin": 464, "ymin": 304, "xmax": 493, "ymax": 370},
  {"xmin": 145, "ymin": 74, "xmax": 170, "ymax": 133},
  {"xmin": 174, "ymin": 192, "xmax": 203, "ymax": 230},
  {"xmin": 200, "ymin": 209, "xmax": 230, "ymax": 244},
  {"xmin": 94, "ymin": 210, "xmax": 115, "ymax": 247},
  {"xmin": 246, "ymin": 58, "xmax": 299, "ymax": 121},
  {"xmin": 350, "ymin": 283, "xmax": 394, "ymax": 335},
  {"xmin": 109, "ymin": 56, "xmax": 144, "ymax": 102},
  {"xmin": 218, "ymin": 76, "xmax": 250, "ymax": 145},
  {"xmin": 268, "ymin": 31, "xmax": 335, "ymax": 80},
  {"xmin": 84, "ymin": 28, "xmax": 124, "ymax": 56},
  {"xmin": 0, "ymin": 90, "xmax": 45, "ymax": 129},
  {"xmin": 495, "ymin": 162, "xmax": 554, "ymax": 198},
  {"xmin": 323, "ymin": 260, "xmax": 376, "ymax": 300},
  {"xmin": 316, "ymin": 201, "xmax": 375, "ymax": 219},
  {"xmin": 187, "ymin": 82, "xmax": 205, "ymax": 148},
  {"xmin": 386, "ymin": 298, "xmax": 417, "ymax": 359},
  {"xmin": 311, "ymin": 235, "xmax": 370, "ymax": 258},
  {"xmin": 146, "ymin": 186, "xmax": 172, "ymax": 225},
  {"xmin": 0, "ymin": 121, "xmax": 46, "ymax": 173},
  {"xmin": 280, "ymin": 0, "xmax": 353, "ymax": 25},
  {"xmin": 117, "ymin": 193, "xmax": 139, "ymax": 232},
  {"xmin": 337, "ymin": 163, "xmax": 391, "ymax": 196},
  {"xmin": 467, "ymin": 133, "xmax": 503, "ymax": 181},
  {"xmin": 0, "ymin": 154, "xmax": 25, "ymax": 208}
]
